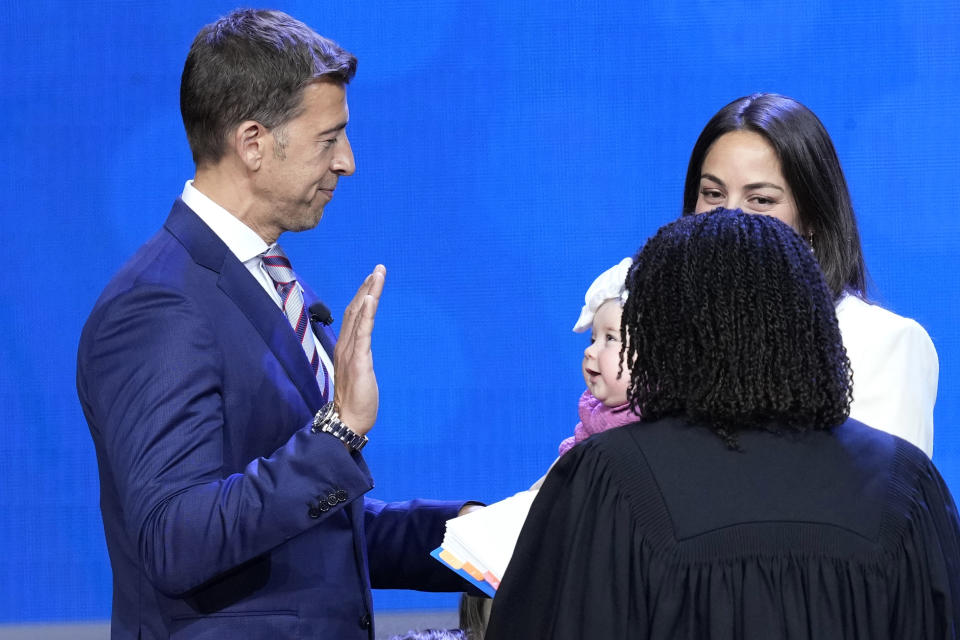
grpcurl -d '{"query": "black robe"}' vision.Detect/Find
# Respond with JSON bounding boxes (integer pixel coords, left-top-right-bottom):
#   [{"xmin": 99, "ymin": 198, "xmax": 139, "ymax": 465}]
[{"xmin": 486, "ymin": 418, "xmax": 960, "ymax": 639}]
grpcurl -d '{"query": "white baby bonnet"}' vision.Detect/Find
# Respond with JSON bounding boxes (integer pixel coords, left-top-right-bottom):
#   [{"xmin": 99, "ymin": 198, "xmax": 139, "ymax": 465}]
[{"xmin": 572, "ymin": 257, "xmax": 632, "ymax": 333}]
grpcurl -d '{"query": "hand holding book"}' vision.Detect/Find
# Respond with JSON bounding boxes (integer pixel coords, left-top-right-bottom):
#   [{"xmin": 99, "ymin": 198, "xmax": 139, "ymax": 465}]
[{"xmin": 432, "ymin": 489, "xmax": 539, "ymax": 596}]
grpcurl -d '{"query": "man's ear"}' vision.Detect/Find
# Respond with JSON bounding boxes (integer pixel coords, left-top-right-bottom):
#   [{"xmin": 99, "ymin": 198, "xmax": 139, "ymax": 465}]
[{"xmin": 232, "ymin": 120, "xmax": 268, "ymax": 171}]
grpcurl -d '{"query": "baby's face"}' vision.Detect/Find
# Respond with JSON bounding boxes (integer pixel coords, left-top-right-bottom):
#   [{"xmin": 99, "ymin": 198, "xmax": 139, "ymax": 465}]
[{"xmin": 582, "ymin": 299, "xmax": 629, "ymax": 407}]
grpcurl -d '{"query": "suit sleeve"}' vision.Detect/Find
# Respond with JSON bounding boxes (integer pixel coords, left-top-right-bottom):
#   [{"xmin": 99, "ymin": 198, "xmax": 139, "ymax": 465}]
[
  {"xmin": 889, "ymin": 320, "xmax": 939, "ymax": 458},
  {"xmin": 364, "ymin": 498, "xmax": 483, "ymax": 591},
  {"xmin": 842, "ymin": 302, "xmax": 938, "ymax": 458},
  {"xmin": 78, "ymin": 285, "xmax": 374, "ymax": 596}
]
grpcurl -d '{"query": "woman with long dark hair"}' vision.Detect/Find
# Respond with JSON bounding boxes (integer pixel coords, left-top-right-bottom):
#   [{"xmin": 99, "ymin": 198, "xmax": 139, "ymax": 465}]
[{"xmin": 681, "ymin": 93, "xmax": 937, "ymax": 456}]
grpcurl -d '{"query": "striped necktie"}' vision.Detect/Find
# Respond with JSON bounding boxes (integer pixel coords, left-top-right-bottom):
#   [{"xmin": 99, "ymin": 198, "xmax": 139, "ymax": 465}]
[{"xmin": 261, "ymin": 245, "xmax": 330, "ymax": 400}]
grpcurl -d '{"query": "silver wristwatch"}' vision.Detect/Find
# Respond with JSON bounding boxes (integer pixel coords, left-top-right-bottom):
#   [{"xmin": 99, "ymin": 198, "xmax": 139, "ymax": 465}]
[{"xmin": 312, "ymin": 401, "xmax": 368, "ymax": 452}]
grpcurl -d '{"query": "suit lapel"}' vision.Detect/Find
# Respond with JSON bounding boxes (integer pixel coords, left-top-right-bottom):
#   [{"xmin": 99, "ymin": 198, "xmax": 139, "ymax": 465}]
[
  {"xmin": 218, "ymin": 259, "xmax": 325, "ymax": 411},
  {"xmin": 164, "ymin": 199, "xmax": 325, "ymax": 412}
]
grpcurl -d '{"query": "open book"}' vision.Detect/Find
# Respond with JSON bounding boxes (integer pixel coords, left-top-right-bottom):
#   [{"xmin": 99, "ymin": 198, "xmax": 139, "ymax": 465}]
[{"xmin": 431, "ymin": 489, "xmax": 539, "ymax": 597}]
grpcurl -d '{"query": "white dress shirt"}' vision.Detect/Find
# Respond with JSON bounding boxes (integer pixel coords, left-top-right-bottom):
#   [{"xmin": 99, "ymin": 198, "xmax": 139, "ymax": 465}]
[
  {"xmin": 836, "ymin": 294, "xmax": 937, "ymax": 457},
  {"xmin": 180, "ymin": 180, "xmax": 335, "ymax": 387}
]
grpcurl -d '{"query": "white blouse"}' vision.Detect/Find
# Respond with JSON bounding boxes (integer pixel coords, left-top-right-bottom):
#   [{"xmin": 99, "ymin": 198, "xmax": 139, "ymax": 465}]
[{"xmin": 836, "ymin": 294, "xmax": 938, "ymax": 457}]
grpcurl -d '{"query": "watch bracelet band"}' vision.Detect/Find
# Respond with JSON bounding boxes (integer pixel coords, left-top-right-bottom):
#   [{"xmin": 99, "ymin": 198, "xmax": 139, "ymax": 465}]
[{"xmin": 312, "ymin": 401, "xmax": 368, "ymax": 452}]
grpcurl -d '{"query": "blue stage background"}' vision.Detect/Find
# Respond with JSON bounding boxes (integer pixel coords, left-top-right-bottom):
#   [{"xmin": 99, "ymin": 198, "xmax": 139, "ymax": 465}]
[{"xmin": 1, "ymin": 0, "xmax": 958, "ymax": 622}]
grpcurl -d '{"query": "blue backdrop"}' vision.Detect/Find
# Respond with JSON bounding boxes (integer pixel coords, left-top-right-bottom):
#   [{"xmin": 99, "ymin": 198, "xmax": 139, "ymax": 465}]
[{"xmin": 2, "ymin": 0, "xmax": 958, "ymax": 622}]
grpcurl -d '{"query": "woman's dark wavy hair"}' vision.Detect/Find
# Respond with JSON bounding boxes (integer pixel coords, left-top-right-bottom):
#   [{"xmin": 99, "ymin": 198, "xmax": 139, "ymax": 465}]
[
  {"xmin": 682, "ymin": 93, "xmax": 866, "ymax": 299},
  {"xmin": 181, "ymin": 9, "xmax": 357, "ymax": 166},
  {"xmin": 623, "ymin": 209, "xmax": 852, "ymax": 446}
]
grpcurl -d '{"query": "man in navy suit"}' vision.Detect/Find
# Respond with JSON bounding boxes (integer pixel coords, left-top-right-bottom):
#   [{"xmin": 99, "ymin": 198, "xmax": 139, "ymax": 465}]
[{"xmin": 77, "ymin": 9, "xmax": 473, "ymax": 639}]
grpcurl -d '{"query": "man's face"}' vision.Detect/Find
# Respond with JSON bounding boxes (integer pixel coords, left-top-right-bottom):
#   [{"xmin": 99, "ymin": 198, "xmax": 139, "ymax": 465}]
[{"xmin": 255, "ymin": 81, "xmax": 355, "ymax": 235}]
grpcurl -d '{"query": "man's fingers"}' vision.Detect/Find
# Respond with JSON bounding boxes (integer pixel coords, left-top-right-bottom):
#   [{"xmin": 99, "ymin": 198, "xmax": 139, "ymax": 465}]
[
  {"xmin": 331, "ymin": 267, "xmax": 385, "ymax": 434},
  {"xmin": 337, "ymin": 266, "xmax": 386, "ymax": 352},
  {"xmin": 334, "ymin": 266, "xmax": 386, "ymax": 365},
  {"xmin": 350, "ymin": 293, "xmax": 380, "ymax": 354},
  {"xmin": 342, "ymin": 266, "xmax": 385, "ymax": 325},
  {"xmin": 366, "ymin": 266, "xmax": 385, "ymax": 302},
  {"xmin": 340, "ymin": 273, "xmax": 373, "ymax": 332}
]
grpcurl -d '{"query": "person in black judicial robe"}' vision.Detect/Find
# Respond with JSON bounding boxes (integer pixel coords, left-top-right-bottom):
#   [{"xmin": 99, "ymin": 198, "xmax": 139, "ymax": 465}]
[{"xmin": 486, "ymin": 211, "xmax": 960, "ymax": 640}]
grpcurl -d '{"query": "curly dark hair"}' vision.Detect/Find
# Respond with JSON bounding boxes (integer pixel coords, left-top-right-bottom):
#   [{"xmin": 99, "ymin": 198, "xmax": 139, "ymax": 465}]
[{"xmin": 623, "ymin": 209, "xmax": 851, "ymax": 446}]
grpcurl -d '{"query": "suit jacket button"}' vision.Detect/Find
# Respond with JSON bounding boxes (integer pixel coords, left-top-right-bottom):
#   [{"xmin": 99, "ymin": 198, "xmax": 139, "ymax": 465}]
[
  {"xmin": 308, "ymin": 506, "xmax": 321, "ymax": 519},
  {"xmin": 358, "ymin": 613, "xmax": 372, "ymax": 629},
  {"xmin": 319, "ymin": 501, "xmax": 330, "ymax": 513},
  {"xmin": 336, "ymin": 489, "xmax": 348, "ymax": 502},
  {"xmin": 326, "ymin": 493, "xmax": 339, "ymax": 506}
]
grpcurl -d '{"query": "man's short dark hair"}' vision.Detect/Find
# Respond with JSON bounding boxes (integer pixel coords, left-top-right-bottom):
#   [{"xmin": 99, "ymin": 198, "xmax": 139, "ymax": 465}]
[
  {"xmin": 623, "ymin": 209, "xmax": 852, "ymax": 446},
  {"xmin": 180, "ymin": 9, "xmax": 357, "ymax": 166}
]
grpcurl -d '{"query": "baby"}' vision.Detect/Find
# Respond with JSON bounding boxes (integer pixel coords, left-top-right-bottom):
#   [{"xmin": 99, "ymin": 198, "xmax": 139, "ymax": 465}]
[
  {"xmin": 456, "ymin": 258, "xmax": 641, "ymax": 634},
  {"xmin": 559, "ymin": 257, "xmax": 639, "ymax": 456}
]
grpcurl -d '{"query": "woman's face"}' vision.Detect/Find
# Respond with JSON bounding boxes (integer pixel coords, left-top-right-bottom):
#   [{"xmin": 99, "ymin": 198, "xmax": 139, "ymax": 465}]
[{"xmin": 695, "ymin": 130, "xmax": 801, "ymax": 232}]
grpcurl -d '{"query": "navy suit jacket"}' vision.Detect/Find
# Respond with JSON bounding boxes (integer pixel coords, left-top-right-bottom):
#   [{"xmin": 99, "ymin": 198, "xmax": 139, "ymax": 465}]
[{"xmin": 77, "ymin": 200, "xmax": 466, "ymax": 639}]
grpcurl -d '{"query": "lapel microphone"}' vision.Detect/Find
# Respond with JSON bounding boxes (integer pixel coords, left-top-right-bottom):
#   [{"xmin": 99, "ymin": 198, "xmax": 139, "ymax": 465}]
[{"xmin": 308, "ymin": 301, "xmax": 334, "ymax": 326}]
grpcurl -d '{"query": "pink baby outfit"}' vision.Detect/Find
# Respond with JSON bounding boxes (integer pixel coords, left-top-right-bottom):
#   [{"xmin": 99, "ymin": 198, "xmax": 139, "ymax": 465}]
[{"xmin": 558, "ymin": 389, "xmax": 640, "ymax": 456}]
